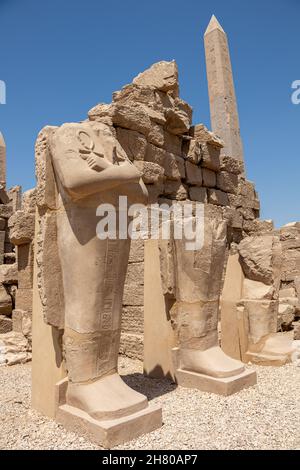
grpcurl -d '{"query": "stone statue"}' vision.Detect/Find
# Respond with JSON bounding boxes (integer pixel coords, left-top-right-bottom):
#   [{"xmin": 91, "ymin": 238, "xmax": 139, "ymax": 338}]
[
  {"xmin": 35, "ymin": 121, "xmax": 161, "ymax": 429},
  {"xmin": 159, "ymin": 210, "xmax": 256, "ymax": 393}
]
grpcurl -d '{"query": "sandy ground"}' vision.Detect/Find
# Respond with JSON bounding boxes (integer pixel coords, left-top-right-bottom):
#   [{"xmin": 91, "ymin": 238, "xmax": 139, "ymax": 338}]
[{"xmin": 0, "ymin": 357, "xmax": 299, "ymax": 450}]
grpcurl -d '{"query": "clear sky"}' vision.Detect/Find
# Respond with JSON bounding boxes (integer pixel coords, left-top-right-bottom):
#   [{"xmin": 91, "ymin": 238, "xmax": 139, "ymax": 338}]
[{"xmin": 0, "ymin": 0, "xmax": 299, "ymax": 226}]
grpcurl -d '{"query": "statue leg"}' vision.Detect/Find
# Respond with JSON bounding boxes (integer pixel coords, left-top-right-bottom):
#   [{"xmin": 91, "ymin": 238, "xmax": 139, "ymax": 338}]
[
  {"xmin": 57, "ymin": 206, "xmax": 147, "ymax": 420},
  {"xmin": 173, "ymin": 217, "xmax": 245, "ymax": 378}
]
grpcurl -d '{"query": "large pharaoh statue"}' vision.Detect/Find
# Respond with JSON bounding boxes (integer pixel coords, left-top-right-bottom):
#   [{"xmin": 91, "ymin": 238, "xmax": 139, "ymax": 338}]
[
  {"xmin": 157, "ymin": 210, "xmax": 256, "ymax": 392},
  {"xmin": 35, "ymin": 120, "xmax": 153, "ymax": 421}
]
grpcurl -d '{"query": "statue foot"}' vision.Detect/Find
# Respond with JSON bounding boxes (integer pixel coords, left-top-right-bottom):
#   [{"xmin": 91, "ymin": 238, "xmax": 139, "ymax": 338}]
[
  {"xmin": 66, "ymin": 373, "xmax": 148, "ymax": 420},
  {"xmin": 180, "ymin": 346, "xmax": 245, "ymax": 378}
]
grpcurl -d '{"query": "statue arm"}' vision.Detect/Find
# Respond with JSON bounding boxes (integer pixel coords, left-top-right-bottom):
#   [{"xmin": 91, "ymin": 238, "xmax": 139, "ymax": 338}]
[{"xmin": 52, "ymin": 152, "xmax": 142, "ymax": 200}]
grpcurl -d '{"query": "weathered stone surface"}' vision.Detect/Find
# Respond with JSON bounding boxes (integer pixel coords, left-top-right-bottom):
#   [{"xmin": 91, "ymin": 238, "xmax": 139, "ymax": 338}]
[
  {"xmin": 0, "ymin": 217, "xmax": 5, "ymax": 230},
  {"xmin": 123, "ymin": 284, "xmax": 144, "ymax": 306},
  {"xmin": 125, "ymin": 262, "xmax": 144, "ymax": 286},
  {"xmin": 0, "ymin": 285, "xmax": 12, "ymax": 315},
  {"xmin": 8, "ymin": 210, "xmax": 35, "ymax": 245},
  {"xmin": 120, "ymin": 332, "xmax": 143, "ymax": 361},
  {"xmin": 0, "ymin": 331, "xmax": 31, "ymax": 365},
  {"xmin": 22, "ymin": 188, "xmax": 36, "ymax": 214},
  {"xmin": 242, "ymin": 300, "xmax": 278, "ymax": 344},
  {"xmin": 220, "ymin": 155, "xmax": 244, "ymax": 175},
  {"xmin": 133, "ymin": 61, "xmax": 178, "ymax": 93},
  {"xmin": 242, "ymin": 219, "xmax": 273, "ymax": 235},
  {"xmin": 134, "ymin": 161, "xmax": 164, "ymax": 184},
  {"xmin": 238, "ymin": 207, "xmax": 256, "ymax": 221},
  {"xmin": 0, "ymin": 315, "xmax": 12, "ymax": 333},
  {"xmin": 278, "ymin": 303, "xmax": 295, "ymax": 330},
  {"xmin": 182, "ymin": 138, "xmax": 202, "ymax": 164},
  {"xmin": 217, "ymin": 171, "xmax": 238, "ymax": 194},
  {"xmin": 242, "ymin": 279, "xmax": 274, "ymax": 300},
  {"xmin": 12, "ymin": 309, "xmax": 32, "ymax": 337},
  {"xmin": 17, "ymin": 243, "xmax": 34, "ymax": 289},
  {"xmin": 238, "ymin": 180, "xmax": 256, "ymax": 200},
  {"xmin": 121, "ymin": 306, "xmax": 144, "ymax": 334},
  {"xmin": 0, "ymin": 205, "xmax": 13, "ymax": 219},
  {"xmin": 128, "ymin": 240, "xmax": 144, "ymax": 263},
  {"xmin": 164, "ymin": 154, "xmax": 185, "ymax": 181},
  {"xmin": 7, "ymin": 185, "xmax": 22, "ymax": 212},
  {"xmin": 0, "ymin": 264, "xmax": 17, "ymax": 284},
  {"xmin": 201, "ymin": 143, "xmax": 221, "ymax": 171},
  {"xmin": 15, "ymin": 288, "xmax": 33, "ymax": 313},
  {"xmin": 165, "ymin": 99, "xmax": 192, "ymax": 135},
  {"xmin": 185, "ymin": 161, "xmax": 202, "ymax": 186},
  {"xmin": 208, "ymin": 189, "xmax": 229, "ymax": 206},
  {"xmin": 189, "ymin": 187, "xmax": 207, "ymax": 203},
  {"xmin": 190, "ymin": 124, "xmax": 224, "ymax": 148},
  {"xmin": 202, "ymin": 168, "xmax": 216, "ymax": 188},
  {"xmin": 163, "ymin": 131, "xmax": 182, "ymax": 155},
  {"xmin": 164, "ymin": 181, "xmax": 188, "ymax": 200},
  {"xmin": 279, "ymin": 287, "xmax": 296, "ymax": 298},
  {"xmin": 238, "ymin": 236, "xmax": 275, "ymax": 285},
  {"xmin": 116, "ymin": 127, "xmax": 147, "ymax": 161}
]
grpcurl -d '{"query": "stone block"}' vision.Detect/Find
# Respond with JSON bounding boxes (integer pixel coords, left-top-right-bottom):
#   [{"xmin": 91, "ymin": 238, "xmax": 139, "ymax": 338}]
[
  {"xmin": 189, "ymin": 187, "xmax": 207, "ymax": 203},
  {"xmin": 175, "ymin": 368, "xmax": 257, "ymax": 396},
  {"xmin": 190, "ymin": 123, "xmax": 224, "ymax": 148},
  {"xmin": 182, "ymin": 138, "xmax": 202, "ymax": 164},
  {"xmin": 12, "ymin": 309, "xmax": 32, "ymax": 337},
  {"xmin": 56, "ymin": 377, "xmax": 162, "ymax": 449},
  {"xmin": 0, "ymin": 315, "xmax": 12, "ymax": 333},
  {"xmin": 202, "ymin": 168, "xmax": 216, "ymax": 187},
  {"xmin": 163, "ymin": 181, "xmax": 188, "ymax": 200},
  {"xmin": 0, "ymin": 205, "xmax": 13, "ymax": 219},
  {"xmin": 125, "ymin": 262, "xmax": 144, "ymax": 286},
  {"xmin": 17, "ymin": 243, "xmax": 34, "ymax": 289},
  {"xmin": 185, "ymin": 161, "xmax": 202, "ymax": 186},
  {"xmin": 201, "ymin": 143, "xmax": 221, "ymax": 171},
  {"xmin": 123, "ymin": 284, "xmax": 144, "ymax": 306},
  {"xmin": 15, "ymin": 288, "xmax": 33, "ymax": 313},
  {"xmin": 116, "ymin": 127, "xmax": 147, "ymax": 161},
  {"xmin": 220, "ymin": 155, "xmax": 244, "ymax": 175},
  {"xmin": 121, "ymin": 306, "xmax": 144, "ymax": 335},
  {"xmin": 0, "ymin": 285, "xmax": 12, "ymax": 315},
  {"xmin": 208, "ymin": 189, "xmax": 229, "ymax": 206},
  {"xmin": 217, "ymin": 171, "xmax": 238, "ymax": 194},
  {"xmin": 163, "ymin": 154, "xmax": 185, "ymax": 181},
  {"xmin": 120, "ymin": 332, "xmax": 144, "ymax": 360},
  {"xmin": 134, "ymin": 161, "xmax": 164, "ymax": 184},
  {"xmin": 8, "ymin": 210, "xmax": 35, "ymax": 245}
]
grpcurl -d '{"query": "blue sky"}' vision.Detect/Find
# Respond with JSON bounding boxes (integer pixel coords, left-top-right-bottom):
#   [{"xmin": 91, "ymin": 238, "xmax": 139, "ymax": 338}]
[{"xmin": 0, "ymin": 0, "xmax": 299, "ymax": 226}]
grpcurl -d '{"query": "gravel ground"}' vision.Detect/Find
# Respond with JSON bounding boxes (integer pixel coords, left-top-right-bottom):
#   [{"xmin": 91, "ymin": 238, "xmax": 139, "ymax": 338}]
[{"xmin": 0, "ymin": 357, "xmax": 299, "ymax": 450}]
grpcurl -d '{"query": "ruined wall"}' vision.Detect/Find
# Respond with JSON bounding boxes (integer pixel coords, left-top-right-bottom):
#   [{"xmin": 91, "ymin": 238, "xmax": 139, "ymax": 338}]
[
  {"xmin": 0, "ymin": 189, "xmax": 35, "ymax": 365},
  {"xmin": 88, "ymin": 61, "xmax": 262, "ymax": 359}
]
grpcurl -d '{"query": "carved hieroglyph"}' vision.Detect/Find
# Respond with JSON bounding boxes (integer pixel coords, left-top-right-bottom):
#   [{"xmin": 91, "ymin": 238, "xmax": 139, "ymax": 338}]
[{"xmin": 35, "ymin": 120, "xmax": 161, "ymax": 424}]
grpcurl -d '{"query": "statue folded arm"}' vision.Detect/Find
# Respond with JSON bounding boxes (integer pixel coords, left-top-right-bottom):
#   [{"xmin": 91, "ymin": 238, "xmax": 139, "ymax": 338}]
[{"xmin": 50, "ymin": 124, "xmax": 143, "ymax": 200}]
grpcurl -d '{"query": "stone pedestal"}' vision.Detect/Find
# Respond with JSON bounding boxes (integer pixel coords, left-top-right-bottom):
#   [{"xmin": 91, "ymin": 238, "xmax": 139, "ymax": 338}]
[
  {"xmin": 175, "ymin": 368, "xmax": 257, "ymax": 396},
  {"xmin": 55, "ymin": 378, "xmax": 162, "ymax": 449}
]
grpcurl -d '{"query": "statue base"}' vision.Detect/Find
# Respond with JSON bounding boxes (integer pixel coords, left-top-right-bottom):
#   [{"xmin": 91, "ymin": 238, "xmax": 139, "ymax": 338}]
[
  {"xmin": 175, "ymin": 368, "xmax": 257, "ymax": 396},
  {"xmin": 55, "ymin": 378, "xmax": 162, "ymax": 449}
]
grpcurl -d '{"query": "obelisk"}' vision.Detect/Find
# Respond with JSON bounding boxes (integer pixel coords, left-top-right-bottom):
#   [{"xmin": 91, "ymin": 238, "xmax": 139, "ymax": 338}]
[
  {"xmin": 0, "ymin": 132, "xmax": 6, "ymax": 186},
  {"xmin": 204, "ymin": 15, "xmax": 244, "ymax": 163}
]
